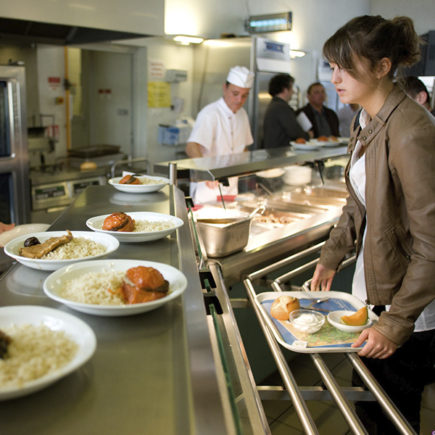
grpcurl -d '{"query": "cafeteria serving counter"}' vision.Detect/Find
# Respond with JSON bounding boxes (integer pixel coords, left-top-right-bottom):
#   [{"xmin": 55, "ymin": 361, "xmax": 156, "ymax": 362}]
[{"xmin": 0, "ymin": 184, "xmax": 264, "ymax": 434}]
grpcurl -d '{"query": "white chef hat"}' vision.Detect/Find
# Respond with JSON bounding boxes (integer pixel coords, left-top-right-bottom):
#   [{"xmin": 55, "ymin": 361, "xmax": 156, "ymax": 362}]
[{"xmin": 226, "ymin": 66, "xmax": 254, "ymax": 88}]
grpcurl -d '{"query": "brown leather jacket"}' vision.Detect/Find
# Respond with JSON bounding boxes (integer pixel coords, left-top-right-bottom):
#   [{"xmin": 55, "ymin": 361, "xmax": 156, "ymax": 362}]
[{"xmin": 319, "ymin": 85, "xmax": 435, "ymax": 345}]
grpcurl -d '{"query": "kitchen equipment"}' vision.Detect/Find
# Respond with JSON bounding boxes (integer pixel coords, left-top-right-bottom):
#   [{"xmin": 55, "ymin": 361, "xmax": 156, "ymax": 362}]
[
  {"xmin": 283, "ymin": 165, "xmax": 312, "ymax": 186},
  {"xmin": 196, "ymin": 205, "xmax": 264, "ymax": 257},
  {"xmin": 0, "ymin": 65, "xmax": 30, "ymax": 225}
]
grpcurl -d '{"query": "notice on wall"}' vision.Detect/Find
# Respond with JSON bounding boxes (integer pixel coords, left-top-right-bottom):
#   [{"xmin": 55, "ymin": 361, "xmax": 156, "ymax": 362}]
[{"xmin": 148, "ymin": 82, "xmax": 171, "ymax": 108}]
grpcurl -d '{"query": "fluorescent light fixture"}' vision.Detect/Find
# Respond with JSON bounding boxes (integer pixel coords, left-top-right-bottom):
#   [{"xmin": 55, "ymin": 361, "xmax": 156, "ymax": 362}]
[
  {"xmin": 246, "ymin": 12, "xmax": 292, "ymax": 33},
  {"xmin": 172, "ymin": 35, "xmax": 204, "ymax": 45},
  {"xmin": 290, "ymin": 49, "xmax": 307, "ymax": 59}
]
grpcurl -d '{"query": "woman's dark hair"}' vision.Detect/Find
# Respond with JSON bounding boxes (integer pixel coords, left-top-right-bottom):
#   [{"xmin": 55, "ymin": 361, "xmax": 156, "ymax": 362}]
[
  {"xmin": 323, "ymin": 15, "xmax": 421, "ymax": 78},
  {"xmin": 268, "ymin": 73, "xmax": 294, "ymax": 96}
]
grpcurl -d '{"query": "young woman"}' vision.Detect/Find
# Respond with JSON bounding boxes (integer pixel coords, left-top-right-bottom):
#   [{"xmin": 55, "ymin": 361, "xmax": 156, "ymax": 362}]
[{"xmin": 310, "ymin": 15, "xmax": 435, "ymax": 433}]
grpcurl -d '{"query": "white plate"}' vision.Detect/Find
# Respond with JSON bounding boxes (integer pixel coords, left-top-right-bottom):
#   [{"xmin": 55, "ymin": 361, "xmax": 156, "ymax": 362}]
[
  {"xmin": 0, "ymin": 223, "xmax": 50, "ymax": 248},
  {"xmin": 327, "ymin": 310, "xmax": 373, "ymax": 333},
  {"xmin": 290, "ymin": 141, "xmax": 322, "ymax": 150},
  {"xmin": 86, "ymin": 212, "xmax": 184, "ymax": 242},
  {"xmin": 4, "ymin": 231, "xmax": 119, "ymax": 271},
  {"xmin": 43, "ymin": 259, "xmax": 187, "ymax": 316},
  {"xmin": 0, "ymin": 306, "xmax": 96, "ymax": 401},
  {"xmin": 108, "ymin": 175, "xmax": 170, "ymax": 193}
]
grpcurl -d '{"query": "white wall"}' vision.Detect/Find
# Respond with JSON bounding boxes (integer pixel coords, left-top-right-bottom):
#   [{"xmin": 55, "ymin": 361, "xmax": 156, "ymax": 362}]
[{"xmin": 370, "ymin": 0, "xmax": 434, "ymax": 34}]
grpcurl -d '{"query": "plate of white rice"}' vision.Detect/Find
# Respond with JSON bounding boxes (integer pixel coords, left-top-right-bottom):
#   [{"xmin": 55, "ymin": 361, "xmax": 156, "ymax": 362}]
[
  {"xmin": 108, "ymin": 175, "xmax": 170, "ymax": 193},
  {"xmin": 4, "ymin": 231, "xmax": 120, "ymax": 271},
  {"xmin": 86, "ymin": 212, "xmax": 184, "ymax": 242},
  {"xmin": 0, "ymin": 305, "xmax": 96, "ymax": 400},
  {"xmin": 43, "ymin": 259, "xmax": 188, "ymax": 316}
]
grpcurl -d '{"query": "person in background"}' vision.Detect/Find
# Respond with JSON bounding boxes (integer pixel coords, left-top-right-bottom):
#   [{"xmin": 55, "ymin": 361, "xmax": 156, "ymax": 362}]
[
  {"xmin": 185, "ymin": 66, "xmax": 254, "ymax": 203},
  {"xmin": 311, "ymin": 14, "xmax": 435, "ymax": 433},
  {"xmin": 337, "ymin": 103, "xmax": 360, "ymax": 137},
  {"xmin": 0, "ymin": 222, "xmax": 14, "ymax": 234},
  {"xmin": 297, "ymin": 82, "xmax": 339, "ymax": 138},
  {"xmin": 398, "ymin": 75, "xmax": 435, "ymax": 116},
  {"xmin": 262, "ymin": 73, "xmax": 310, "ymax": 148}
]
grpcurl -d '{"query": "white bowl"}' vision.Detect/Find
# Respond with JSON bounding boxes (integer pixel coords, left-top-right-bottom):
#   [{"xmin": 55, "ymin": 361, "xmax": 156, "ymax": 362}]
[
  {"xmin": 86, "ymin": 212, "xmax": 184, "ymax": 243},
  {"xmin": 43, "ymin": 259, "xmax": 188, "ymax": 316},
  {"xmin": 283, "ymin": 165, "xmax": 312, "ymax": 186},
  {"xmin": 108, "ymin": 175, "xmax": 169, "ymax": 193},
  {"xmin": 327, "ymin": 310, "xmax": 372, "ymax": 333},
  {"xmin": 0, "ymin": 306, "xmax": 96, "ymax": 401},
  {"xmin": 289, "ymin": 309, "xmax": 325, "ymax": 334},
  {"xmin": 4, "ymin": 231, "xmax": 119, "ymax": 271}
]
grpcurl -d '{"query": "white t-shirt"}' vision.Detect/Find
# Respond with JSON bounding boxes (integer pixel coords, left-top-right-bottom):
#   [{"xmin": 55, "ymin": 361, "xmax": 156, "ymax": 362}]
[
  {"xmin": 188, "ymin": 97, "xmax": 253, "ymax": 156},
  {"xmin": 350, "ymin": 110, "xmax": 434, "ymax": 332},
  {"xmin": 188, "ymin": 97, "xmax": 253, "ymax": 203}
]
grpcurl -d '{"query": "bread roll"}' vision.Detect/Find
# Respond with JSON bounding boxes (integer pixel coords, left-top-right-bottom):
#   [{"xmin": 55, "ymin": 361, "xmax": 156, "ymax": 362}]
[{"xmin": 270, "ymin": 296, "xmax": 300, "ymax": 320}]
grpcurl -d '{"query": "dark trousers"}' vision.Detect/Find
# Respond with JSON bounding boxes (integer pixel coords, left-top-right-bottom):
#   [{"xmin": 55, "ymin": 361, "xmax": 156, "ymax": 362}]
[{"xmin": 353, "ymin": 328, "xmax": 435, "ymax": 434}]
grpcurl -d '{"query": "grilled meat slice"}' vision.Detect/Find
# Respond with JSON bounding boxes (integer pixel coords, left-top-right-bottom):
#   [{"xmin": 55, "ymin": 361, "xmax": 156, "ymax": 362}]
[
  {"xmin": 0, "ymin": 329, "xmax": 12, "ymax": 359},
  {"xmin": 19, "ymin": 230, "xmax": 73, "ymax": 259},
  {"xmin": 119, "ymin": 174, "xmax": 141, "ymax": 185}
]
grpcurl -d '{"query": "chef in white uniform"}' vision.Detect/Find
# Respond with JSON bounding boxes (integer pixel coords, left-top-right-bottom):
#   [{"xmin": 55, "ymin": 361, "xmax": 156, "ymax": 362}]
[{"xmin": 185, "ymin": 66, "xmax": 255, "ymax": 204}]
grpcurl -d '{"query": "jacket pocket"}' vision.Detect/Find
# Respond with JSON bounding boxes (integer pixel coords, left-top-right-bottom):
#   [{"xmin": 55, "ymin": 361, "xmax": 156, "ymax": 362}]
[{"xmin": 385, "ymin": 226, "xmax": 411, "ymax": 266}]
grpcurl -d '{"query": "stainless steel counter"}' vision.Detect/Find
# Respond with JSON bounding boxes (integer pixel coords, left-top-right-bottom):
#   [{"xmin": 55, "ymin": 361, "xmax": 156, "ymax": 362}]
[{"xmin": 0, "ymin": 185, "xmax": 232, "ymax": 434}]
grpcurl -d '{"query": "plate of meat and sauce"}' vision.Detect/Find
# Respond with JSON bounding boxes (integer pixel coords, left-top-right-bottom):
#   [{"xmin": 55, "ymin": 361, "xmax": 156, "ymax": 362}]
[
  {"xmin": 43, "ymin": 259, "xmax": 188, "ymax": 316},
  {"xmin": 3, "ymin": 231, "xmax": 119, "ymax": 271},
  {"xmin": 86, "ymin": 211, "xmax": 184, "ymax": 243},
  {"xmin": 108, "ymin": 174, "xmax": 170, "ymax": 194}
]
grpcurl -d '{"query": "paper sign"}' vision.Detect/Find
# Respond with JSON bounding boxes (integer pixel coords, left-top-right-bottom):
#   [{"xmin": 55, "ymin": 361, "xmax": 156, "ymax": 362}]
[{"xmin": 148, "ymin": 82, "xmax": 171, "ymax": 108}]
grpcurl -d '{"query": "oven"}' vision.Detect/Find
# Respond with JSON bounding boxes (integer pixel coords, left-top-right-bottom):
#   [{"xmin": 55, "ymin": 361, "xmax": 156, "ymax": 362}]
[
  {"xmin": 0, "ymin": 64, "xmax": 30, "ymax": 225},
  {"xmin": 30, "ymin": 171, "xmax": 107, "ymax": 224}
]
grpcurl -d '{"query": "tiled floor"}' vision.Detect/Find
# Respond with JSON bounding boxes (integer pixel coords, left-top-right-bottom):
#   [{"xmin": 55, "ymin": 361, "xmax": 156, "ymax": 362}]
[{"xmin": 260, "ymin": 353, "xmax": 435, "ymax": 434}]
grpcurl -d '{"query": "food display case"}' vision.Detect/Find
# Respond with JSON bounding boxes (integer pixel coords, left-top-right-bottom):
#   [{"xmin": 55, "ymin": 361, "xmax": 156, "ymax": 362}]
[
  {"xmin": 0, "ymin": 145, "xmax": 413, "ymax": 434},
  {"xmin": 154, "ymin": 145, "xmax": 350, "ymax": 285}
]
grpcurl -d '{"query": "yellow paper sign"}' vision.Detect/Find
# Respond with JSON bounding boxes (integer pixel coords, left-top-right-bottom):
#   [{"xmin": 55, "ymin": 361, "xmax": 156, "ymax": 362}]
[{"xmin": 148, "ymin": 81, "xmax": 171, "ymax": 108}]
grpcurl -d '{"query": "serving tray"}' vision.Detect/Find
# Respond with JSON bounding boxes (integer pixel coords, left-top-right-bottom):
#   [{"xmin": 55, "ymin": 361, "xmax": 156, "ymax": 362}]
[{"xmin": 255, "ymin": 291, "xmax": 377, "ymax": 353}]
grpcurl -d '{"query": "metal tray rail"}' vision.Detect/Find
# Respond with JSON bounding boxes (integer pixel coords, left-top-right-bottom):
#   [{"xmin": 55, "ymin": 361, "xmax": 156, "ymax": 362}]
[{"xmin": 242, "ymin": 243, "xmax": 415, "ymax": 434}]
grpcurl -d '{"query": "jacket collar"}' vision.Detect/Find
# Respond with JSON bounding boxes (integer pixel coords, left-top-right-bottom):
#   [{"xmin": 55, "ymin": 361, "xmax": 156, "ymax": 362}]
[{"xmin": 348, "ymin": 84, "xmax": 407, "ymax": 153}]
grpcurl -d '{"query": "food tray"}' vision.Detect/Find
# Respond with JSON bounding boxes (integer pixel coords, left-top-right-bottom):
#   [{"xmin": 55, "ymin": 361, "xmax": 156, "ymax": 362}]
[{"xmin": 255, "ymin": 291, "xmax": 377, "ymax": 353}]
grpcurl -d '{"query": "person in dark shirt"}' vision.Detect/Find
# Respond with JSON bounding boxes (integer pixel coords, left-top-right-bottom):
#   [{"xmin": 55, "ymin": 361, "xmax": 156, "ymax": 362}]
[
  {"xmin": 263, "ymin": 73, "xmax": 309, "ymax": 148},
  {"xmin": 297, "ymin": 82, "xmax": 340, "ymax": 138}
]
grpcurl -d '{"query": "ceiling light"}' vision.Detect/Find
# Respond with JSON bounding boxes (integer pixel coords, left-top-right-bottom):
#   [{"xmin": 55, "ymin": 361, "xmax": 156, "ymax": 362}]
[
  {"xmin": 246, "ymin": 12, "xmax": 292, "ymax": 33},
  {"xmin": 172, "ymin": 35, "xmax": 204, "ymax": 45},
  {"xmin": 290, "ymin": 49, "xmax": 307, "ymax": 59}
]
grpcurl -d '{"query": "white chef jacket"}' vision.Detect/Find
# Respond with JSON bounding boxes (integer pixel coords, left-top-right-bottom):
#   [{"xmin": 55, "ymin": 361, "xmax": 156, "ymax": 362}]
[
  {"xmin": 350, "ymin": 110, "xmax": 435, "ymax": 332},
  {"xmin": 188, "ymin": 97, "xmax": 253, "ymax": 157},
  {"xmin": 188, "ymin": 97, "xmax": 253, "ymax": 203}
]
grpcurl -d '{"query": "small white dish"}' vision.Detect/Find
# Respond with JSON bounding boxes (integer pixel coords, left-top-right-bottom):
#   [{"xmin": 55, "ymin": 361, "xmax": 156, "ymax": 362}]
[
  {"xmin": 43, "ymin": 259, "xmax": 188, "ymax": 316},
  {"xmin": 0, "ymin": 305, "xmax": 96, "ymax": 401},
  {"xmin": 289, "ymin": 309, "xmax": 325, "ymax": 334},
  {"xmin": 327, "ymin": 310, "xmax": 373, "ymax": 333},
  {"xmin": 4, "ymin": 231, "xmax": 119, "ymax": 271},
  {"xmin": 108, "ymin": 175, "xmax": 170, "ymax": 193},
  {"xmin": 86, "ymin": 212, "xmax": 184, "ymax": 243}
]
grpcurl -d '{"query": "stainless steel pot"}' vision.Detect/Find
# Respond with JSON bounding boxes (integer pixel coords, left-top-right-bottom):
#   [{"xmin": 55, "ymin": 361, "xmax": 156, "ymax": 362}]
[{"xmin": 196, "ymin": 206, "xmax": 264, "ymax": 257}]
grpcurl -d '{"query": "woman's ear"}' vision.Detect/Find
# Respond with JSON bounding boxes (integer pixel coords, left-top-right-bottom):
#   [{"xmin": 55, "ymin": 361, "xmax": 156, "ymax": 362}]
[{"xmin": 375, "ymin": 57, "xmax": 392, "ymax": 79}]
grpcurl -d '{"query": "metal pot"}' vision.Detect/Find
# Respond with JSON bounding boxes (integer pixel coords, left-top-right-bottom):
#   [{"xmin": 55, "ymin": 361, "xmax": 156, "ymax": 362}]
[{"xmin": 196, "ymin": 206, "xmax": 264, "ymax": 257}]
